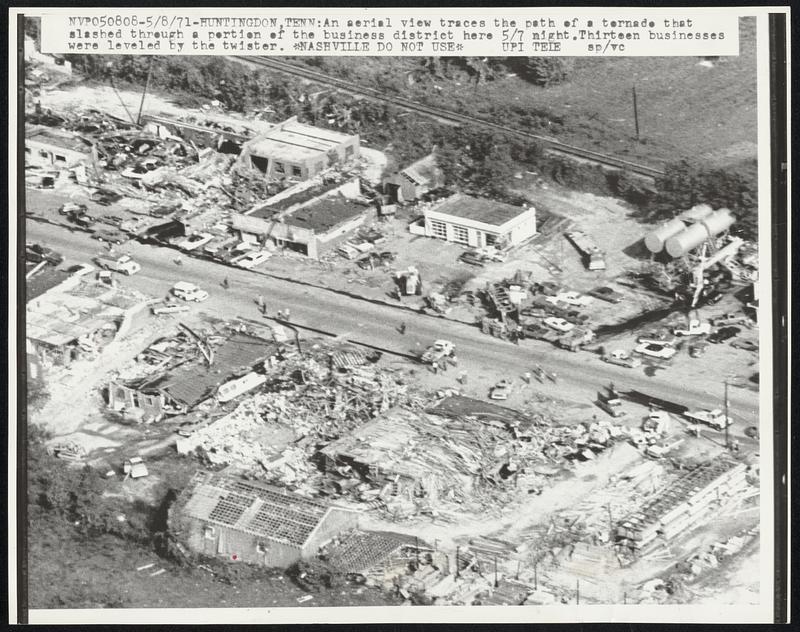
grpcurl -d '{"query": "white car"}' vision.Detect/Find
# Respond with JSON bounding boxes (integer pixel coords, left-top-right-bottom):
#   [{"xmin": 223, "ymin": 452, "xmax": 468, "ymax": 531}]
[
  {"xmin": 232, "ymin": 250, "xmax": 272, "ymax": 269},
  {"xmin": 673, "ymin": 319, "xmax": 712, "ymax": 337},
  {"xmin": 634, "ymin": 342, "xmax": 677, "ymax": 360},
  {"xmin": 544, "ymin": 317, "xmax": 575, "ymax": 333},
  {"xmin": 171, "ymin": 281, "xmax": 209, "ymax": 302},
  {"xmin": 556, "ymin": 291, "xmax": 593, "ymax": 307},
  {"xmin": 177, "ymin": 232, "xmax": 214, "ymax": 251},
  {"xmin": 602, "ymin": 349, "xmax": 642, "ymax": 368}
]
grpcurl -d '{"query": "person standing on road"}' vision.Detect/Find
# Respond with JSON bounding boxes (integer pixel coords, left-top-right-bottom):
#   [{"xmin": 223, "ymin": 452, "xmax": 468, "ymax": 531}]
[
  {"xmin": 256, "ymin": 295, "xmax": 264, "ymax": 309},
  {"xmin": 284, "ymin": 308, "xmax": 290, "ymax": 321},
  {"xmin": 222, "ymin": 277, "xmax": 230, "ymax": 290},
  {"xmin": 399, "ymin": 322, "xmax": 407, "ymax": 335}
]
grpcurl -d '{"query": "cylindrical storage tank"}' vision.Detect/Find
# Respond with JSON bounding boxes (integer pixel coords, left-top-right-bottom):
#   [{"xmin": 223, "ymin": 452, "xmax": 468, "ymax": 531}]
[
  {"xmin": 679, "ymin": 204, "xmax": 714, "ymax": 223},
  {"xmin": 644, "ymin": 218, "xmax": 687, "ymax": 253},
  {"xmin": 701, "ymin": 208, "xmax": 735, "ymax": 237},
  {"xmin": 665, "ymin": 222, "xmax": 709, "ymax": 257}
]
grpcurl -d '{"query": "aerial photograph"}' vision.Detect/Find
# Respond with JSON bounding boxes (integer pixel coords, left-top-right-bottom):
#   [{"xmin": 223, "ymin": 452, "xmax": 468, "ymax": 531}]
[{"xmin": 21, "ymin": 15, "xmax": 762, "ymax": 611}]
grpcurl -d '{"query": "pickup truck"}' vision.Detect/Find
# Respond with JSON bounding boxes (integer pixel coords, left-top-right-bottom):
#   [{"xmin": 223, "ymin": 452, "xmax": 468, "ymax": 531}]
[
  {"xmin": 602, "ymin": 350, "xmax": 642, "ymax": 368},
  {"xmin": 684, "ymin": 409, "xmax": 733, "ymax": 430},
  {"xmin": 673, "ymin": 319, "xmax": 712, "ymax": 337},
  {"xmin": 597, "ymin": 391, "xmax": 626, "ymax": 417},
  {"xmin": 93, "ymin": 253, "xmax": 141, "ymax": 275},
  {"xmin": 421, "ymin": 339, "xmax": 455, "ymax": 364}
]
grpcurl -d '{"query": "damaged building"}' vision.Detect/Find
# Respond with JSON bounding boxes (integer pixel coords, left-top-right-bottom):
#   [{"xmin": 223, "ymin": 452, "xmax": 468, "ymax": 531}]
[
  {"xmin": 170, "ymin": 470, "xmax": 360, "ymax": 567},
  {"xmin": 27, "ymin": 278, "xmax": 149, "ymax": 367},
  {"xmin": 411, "ymin": 193, "xmax": 537, "ymax": 249},
  {"xmin": 231, "ymin": 176, "xmax": 370, "ymax": 258},
  {"xmin": 239, "ymin": 116, "xmax": 360, "ymax": 181},
  {"xmin": 382, "ymin": 153, "xmax": 445, "ymax": 204},
  {"xmin": 108, "ymin": 330, "xmax": 278, "ymax": 418},
  {"xmin": 25, "ymin": 124, "xmax": 94, "ymax": 169}
]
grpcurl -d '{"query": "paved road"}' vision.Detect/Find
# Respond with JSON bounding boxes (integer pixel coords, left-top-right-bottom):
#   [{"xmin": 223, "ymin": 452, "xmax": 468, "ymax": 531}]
[{"xmin": 26, "ymin": 220, "xmax": 760, "ymax": 425}]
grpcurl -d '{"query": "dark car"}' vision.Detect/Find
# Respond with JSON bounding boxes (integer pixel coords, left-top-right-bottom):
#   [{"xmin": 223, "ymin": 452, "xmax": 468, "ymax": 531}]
[
  {"xmin": 534, "ymin": 281, "xmax": 561, "ymax": 296},
  {"xmin": 91, "ymin": 229, "xmax": 127, "ymax": 245},
  {"xmin": 588, "ymin": 286, "xmax": 625, "ymax": 303},
  {"xmin": 26, "ymin": 242, "xmax": 64, "ymax": 266},
  {"xmin": 459, "ymin": 251, "xmax": 485, "ymax": 267},
  {"xmin": 708, "ymin": 326, "xmax": 741, "ymax": 344},
  {"xmin": 99, "ymin": 214, "xmax": 124, "ymax": 228},
  {"xmin": 90, "ymin": 188, "xmax": 123, "ymax": 206},
  {"xmin": 67, "ymin": 209, "xmax": 96, "ymax": 228}
]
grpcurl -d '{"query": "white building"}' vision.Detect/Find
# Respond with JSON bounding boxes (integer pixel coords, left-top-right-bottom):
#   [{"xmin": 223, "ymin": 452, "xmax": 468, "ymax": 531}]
[{"xmin": 418, "ymin": 193, "xmax": 536, "ymax": 249}]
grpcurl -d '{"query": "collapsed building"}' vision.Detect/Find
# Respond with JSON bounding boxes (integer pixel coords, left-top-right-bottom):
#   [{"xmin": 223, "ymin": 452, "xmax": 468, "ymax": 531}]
[
  {"xmin": 410, "ymin": 193, "xmax": 537, "ymax": 249},
  {"xmin": 27, "ymin": 277, "xmax": 149, "ymax": 367},
  {"xmin": 616, "ymin": 459, "xmax": 750, "ymax": 553},
  {"xmin": 108, "ymin": 329, "xmax": 279, "ymax": 418},
  {"xmin": 239, "ymin": 116, "xmax": 360, "ymax": 181},
  {"xmin": 25, "ymin": 124, "xmax": 94, "ymax": 169},
  {"xmin": 170, "ymin": 470, "xmax": 360, "ymax": 567}
]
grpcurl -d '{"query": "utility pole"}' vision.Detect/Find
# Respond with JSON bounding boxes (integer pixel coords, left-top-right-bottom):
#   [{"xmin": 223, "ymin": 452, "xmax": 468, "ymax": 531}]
[
  {"xmin": 136, "ymin": 56, "xmax": 154, "ymax": 126},
  {"xmin": 576, "ymin": 579, "xmax": 580, "ymax": 604},
  {"xmin": 632, "ymin": 85, "xmax": 640, "ymax": 141},
  {"xmin": 724, "ymin": 379, "xmax": 730, "ymax": 449},
  {"xmin": 494, "ymin": 554, "xmax": 498, "ymax": 588},
  {"xmin": 455, "ymin": 546, "xmax": 460, "ymax": 578}
]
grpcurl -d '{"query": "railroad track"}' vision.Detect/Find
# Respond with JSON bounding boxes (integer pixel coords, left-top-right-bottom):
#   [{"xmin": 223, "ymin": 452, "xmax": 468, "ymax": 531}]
[{"xmin": 233, "ymin": 56, "xmax": 666, "ymax": 179}]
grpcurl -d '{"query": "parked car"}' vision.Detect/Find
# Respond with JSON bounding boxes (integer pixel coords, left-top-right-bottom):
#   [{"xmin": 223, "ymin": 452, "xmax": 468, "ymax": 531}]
[
  {"xmin": 544, "ymin": 317, "xmax": 575, "ymax": 333},
  {"xmin": 708, "ymin": 326, "xmax": 741, "ymax": 344},
  {"xmin": 178, "ymin": 232, "xmax": 214, "ymax": 251},
  {"xmin": 58, "ymin": 202, "xmax": 87, "ymax": 215},
  {"xmin": 89, "ymin": 187, "xmax": 123, "ymax": 206},
  {"xmin": 557, "ymin": 291, "xmax": 593, "ymax": 307},
  {"xmin": 91, "ymin": 229, "xmax": 127, "ymax": 245},
  {"xmin": 99, "ymin": 214, "xmax": 124, "ymax": 228},
  {"xmin": 634, "ymin": 342, "xmax": 677, "ymax": 360},
  {"xmin": 489, "ymin": 380, "xmax": 512, "ymax": 400},
  {"xmin": 535, "ymin": 281, "xmax": 561, "ymax": 296},
  {"xmin": 637, "ymin": 329, "xmax": 671, "ymax": 343},
  {"xmin": 171, "ymin": 281, "xmax": 209, "ymax": 302},
  {"xmin": 26, "ymin": 242, "xmax": 64, "ymax": 265},
  {"xmin": 68, "ymin": 210, "xmax": 96, "ymax": 228},
  {"xmin": 65, "ymin": 263, "xmax": 95, "ymax": 277},
  {"xmin": 673, "ymin": 319, "xmax": 712, "ymax": 337},
  {"xmin": 459, "ymin": 251, "xmax": 485, "ymax": 267},
  {"xmin": 601, "ymin": 349, "xmax": 641, "ymax": 368},
  {"xmin": 232, "ymin": 250, "xmax": 272, "ymax": 269},
  {"xmin": 730, "ymin": 338, "xmax": 758, "ymax": 352},
  {"xmin": 94, "ymin": 253, "xmax": 141, "ymax": 275},
  {"xmin": 588, "ymin": 286, "xmax": 625, "ymax": 303},
  {"xmin": 689, "ymin": 341, "xmax": 709, "ymax": 358}
]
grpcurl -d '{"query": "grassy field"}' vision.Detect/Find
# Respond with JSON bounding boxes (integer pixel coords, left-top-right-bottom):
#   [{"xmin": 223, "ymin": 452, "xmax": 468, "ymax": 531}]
[{"xmin": 304, "ymin": 18, "xmax": 756, "ymax": 170}]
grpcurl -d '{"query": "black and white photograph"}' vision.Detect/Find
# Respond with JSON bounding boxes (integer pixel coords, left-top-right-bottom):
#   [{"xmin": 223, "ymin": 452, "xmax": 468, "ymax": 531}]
[{"xmin": 9, "ymin": 6, "xmax": 788, "ymax": 625}]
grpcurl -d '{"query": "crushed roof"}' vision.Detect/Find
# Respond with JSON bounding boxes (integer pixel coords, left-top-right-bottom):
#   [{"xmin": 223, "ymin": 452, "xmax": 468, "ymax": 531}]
[
  {"xmin": 427, "ymin": 193, "xmax": 530, "ymax": 227},
  {"xmin": 181, "ymin": 471, "xmax": 350, "ymax": 548},
  {"xmin": 324, "ymin": 530, "xmax": 427, "ymax": 574},
  {"xmin": 26, "ymin": 125, "xmax": 93, "ymax": 154},
  {"xmin": 399, "ymin": 154, "xmax": 442, "ymax": 186},
  {"xmin": 136, "ymin": 332, "xmax": 275, "ymax": 408}
]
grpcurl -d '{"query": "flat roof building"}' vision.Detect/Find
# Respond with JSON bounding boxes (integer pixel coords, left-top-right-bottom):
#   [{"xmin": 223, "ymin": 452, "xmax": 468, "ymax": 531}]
[
  {"xmin": 417, "ymin": 193, "xmax": 537, "ymax": 249},
  {"xmin": 232, "ymin": 176, "xmax": 370, "ymax": 258},
  {"xmin": 239, "ymin": 116, "xmax": 360, "ymax": 181}
]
